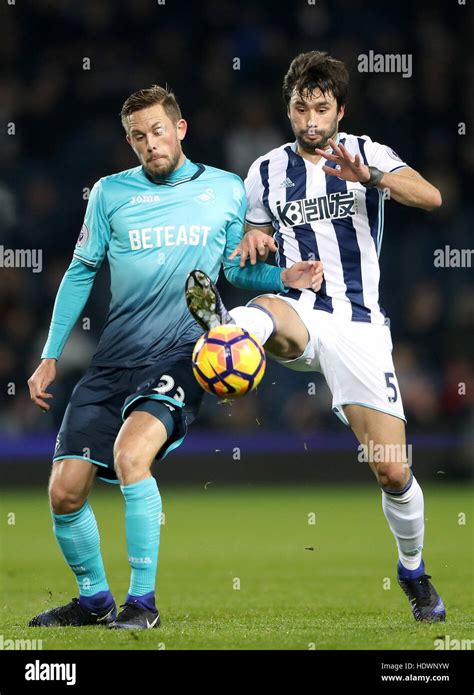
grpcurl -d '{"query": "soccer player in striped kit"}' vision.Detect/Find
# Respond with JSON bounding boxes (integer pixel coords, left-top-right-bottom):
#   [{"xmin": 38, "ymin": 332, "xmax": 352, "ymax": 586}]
[{"xmin": 186, "ymin": 51, "xmax": 446, "ymax": 622}]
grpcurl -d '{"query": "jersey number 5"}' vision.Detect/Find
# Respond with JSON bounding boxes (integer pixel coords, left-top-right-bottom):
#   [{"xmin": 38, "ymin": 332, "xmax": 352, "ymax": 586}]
[{"xmin": 384, "ymin": 372, "xmax": 398, "ymax": 403}]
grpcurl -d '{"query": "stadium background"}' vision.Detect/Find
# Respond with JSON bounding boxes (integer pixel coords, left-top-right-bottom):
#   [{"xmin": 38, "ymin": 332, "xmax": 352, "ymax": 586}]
[
  {"xmin": 0, "ymin": 0, "xmax": 472, "ymax": 653},
  {"xmin": 1, "ymin": 0, "xmax": 472, "ymax": 483}
]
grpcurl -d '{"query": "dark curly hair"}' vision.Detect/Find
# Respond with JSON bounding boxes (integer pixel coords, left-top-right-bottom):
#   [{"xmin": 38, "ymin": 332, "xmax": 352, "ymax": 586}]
[{"xmin": 283, "ymin": 51, "xmax": 349, "ymax": 109}]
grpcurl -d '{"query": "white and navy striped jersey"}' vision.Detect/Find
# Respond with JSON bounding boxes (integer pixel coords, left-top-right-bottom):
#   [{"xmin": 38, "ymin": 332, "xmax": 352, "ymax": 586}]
[{"xmin": 244, "ymin": 132, "xmax": 408, "ymax": 324}]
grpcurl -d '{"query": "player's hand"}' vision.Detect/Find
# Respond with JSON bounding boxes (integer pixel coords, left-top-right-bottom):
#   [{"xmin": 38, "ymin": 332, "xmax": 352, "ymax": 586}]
[
  {"xmin": 315, "ymin": 138, "xmax": 371, "ymax": 183},
  {"xmin": 281, "ymin": 260, "xmax": 324, "ymax": 291},
  {"xmin": 229, "ymin": 229, "xmax": 277, "ymax": 267},
  {"xmin": 27, "ymin": 358, "xmax": 57, "ymax": 412}
]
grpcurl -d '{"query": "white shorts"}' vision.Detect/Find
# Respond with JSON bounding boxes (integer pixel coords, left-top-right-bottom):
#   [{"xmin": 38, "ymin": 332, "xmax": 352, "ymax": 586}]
[{"xmin": 251, "ymin": 295, "xmax": 406, "ymax": 427}]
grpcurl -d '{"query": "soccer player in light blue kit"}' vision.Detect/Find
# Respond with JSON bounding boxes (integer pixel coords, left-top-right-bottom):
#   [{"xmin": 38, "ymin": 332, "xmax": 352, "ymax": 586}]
[{"xmin": 27, "ymin": 86, "xmax": 323, "ymax": 629}]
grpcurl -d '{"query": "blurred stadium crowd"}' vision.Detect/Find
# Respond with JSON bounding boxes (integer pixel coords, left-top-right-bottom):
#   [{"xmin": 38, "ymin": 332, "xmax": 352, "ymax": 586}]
[{"xmin": 0, "ymin": 0, "xmax": 472, "ymax": 446}]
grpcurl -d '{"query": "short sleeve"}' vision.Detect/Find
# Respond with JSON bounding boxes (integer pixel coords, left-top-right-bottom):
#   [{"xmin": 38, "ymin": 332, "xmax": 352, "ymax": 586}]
[
  {"xmin": 244, "ymin": 158, "xmax": 273, "ymax": 227},
  {"xmin": 73, "ymin": 179, "xmax": 111, "ymax": 269},
  {"xmin": 364, "ymin": 139, "xmax": 408, "ymax": 173}
]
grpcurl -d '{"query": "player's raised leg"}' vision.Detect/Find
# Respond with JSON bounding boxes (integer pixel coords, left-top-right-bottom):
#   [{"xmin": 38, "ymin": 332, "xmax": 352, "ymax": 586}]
[
  {"xmin": 344, "ymin": 405, "xmax": 446, "ymax": 623},
  {"xmin": 29, "ymin": 458, "xmax": 116, "ymax": 627},
  {"xmin": 185, "ymin": 269, "xmax": 310, "ymax": 361},
  {"xmin": 108, "ymin": 406, "xmax": 172, "ymax": 629}
]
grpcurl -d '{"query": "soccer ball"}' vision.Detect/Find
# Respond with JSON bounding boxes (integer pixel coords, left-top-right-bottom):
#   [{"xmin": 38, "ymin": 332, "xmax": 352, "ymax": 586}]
[{"xmin": 192, "ymin": 325, "xmax": 266, "ymax": 399}]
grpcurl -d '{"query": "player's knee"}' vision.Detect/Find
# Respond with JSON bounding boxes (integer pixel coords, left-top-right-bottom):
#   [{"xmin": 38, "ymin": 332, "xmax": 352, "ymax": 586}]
[
  {"xmin": 48, "ymin": 459, "xmax": 95, "ymax": 514},
  {"xmin": 251, "ymin": 295, "xmax": 276, "ymax": 313},
  {"xmin": 376, "ymin": 463, "xmax": 410, "ymax": 490},
  {"xmin": 48, "ymin": 480, "xmax": 87, "ymax": 515},
  {"xmin": 251, "ymin": 297, "xmax": 306, "ymax": 359},
  {"xmin": 113, "ymin": 446, "xmax": 144, "ymax": 482}
]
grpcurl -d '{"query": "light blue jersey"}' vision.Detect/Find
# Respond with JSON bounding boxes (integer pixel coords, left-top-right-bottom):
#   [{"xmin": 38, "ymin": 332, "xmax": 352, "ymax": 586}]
[
  {"xmin": 42, "ymin": 157, "xmax": 286, "ymax": 367},
  {"xmin": 74, "ymin": 159, "xmax": 246, "ymax": 366}
]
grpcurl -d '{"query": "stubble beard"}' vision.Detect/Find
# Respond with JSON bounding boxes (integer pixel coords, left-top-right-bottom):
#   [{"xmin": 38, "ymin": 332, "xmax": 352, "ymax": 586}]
[
  {"xmin": 294, "ymin": 116, "xmax": 339, "ymax": 155},
  {"xmin": 143, "ymin": 146, "xmax": 181, "ymax": 179}
]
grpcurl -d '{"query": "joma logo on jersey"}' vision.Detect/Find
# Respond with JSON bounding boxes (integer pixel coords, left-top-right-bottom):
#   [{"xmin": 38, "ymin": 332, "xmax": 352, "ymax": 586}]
[
  {"xmin": 130, "ymin": 194, "xmax": 161, "ymax": 204},
  {"xmin": 276, "ymin": 191, "xmax": 357, "ymax": 227}
]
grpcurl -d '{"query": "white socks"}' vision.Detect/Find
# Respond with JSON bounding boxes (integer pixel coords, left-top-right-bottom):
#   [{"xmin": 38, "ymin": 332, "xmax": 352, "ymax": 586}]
[
  {"xmin": 382, "ymin": 475, "xmax": 424, "ymax": 571},
  {"xmin": 229, "ymin": 305, "xmax": 275, "ymax": 345}
]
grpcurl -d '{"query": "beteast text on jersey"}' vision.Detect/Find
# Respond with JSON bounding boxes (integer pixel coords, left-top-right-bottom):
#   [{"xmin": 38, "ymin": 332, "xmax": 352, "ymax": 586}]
[{"xmin": 128, "ymin": 225, "xmax": 211, "ymax": 249}]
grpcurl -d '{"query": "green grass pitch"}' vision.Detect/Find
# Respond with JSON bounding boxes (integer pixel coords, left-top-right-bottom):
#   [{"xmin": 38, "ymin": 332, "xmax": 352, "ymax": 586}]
[{"xmin": 0, "ymin": 484, "xmax": 472, "ymax": 650}]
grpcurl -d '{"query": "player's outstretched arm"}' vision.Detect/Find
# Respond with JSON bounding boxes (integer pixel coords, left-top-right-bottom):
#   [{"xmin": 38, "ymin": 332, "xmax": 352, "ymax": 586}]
[
  {"xmin": 224, "ymin": 256, "xmax": 323, "ymax": 293},
  {"xmin": 224, "ymin": 206, "xmax": 323, "ymax": 292},
  {"xmin": 367, "ymin": 167, "xmax": 442, "ymax": 210},
  {"xmin": 316, "ymin": 138, "xmax": 442, "ymax": 211},
  {"xmin": 28, "ymin": 258, "xmax": 98, "ymax": 411},
  {"xmin": 223, "ymin": 250, "xmax": 323, "ymax": 293},
  {"xmin": 224, "ymin": 176, "xmax": 323, "ymax": 292},
  {"xmin": 315, "ymin": 139, "xmax": 443, "ymax": 210}
]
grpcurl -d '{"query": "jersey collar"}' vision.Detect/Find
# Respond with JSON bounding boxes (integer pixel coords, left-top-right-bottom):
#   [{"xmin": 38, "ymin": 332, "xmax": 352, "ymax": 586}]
[{"xmin": 142, "ymin": 157, "xmax": 205, "ymax": 186}]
